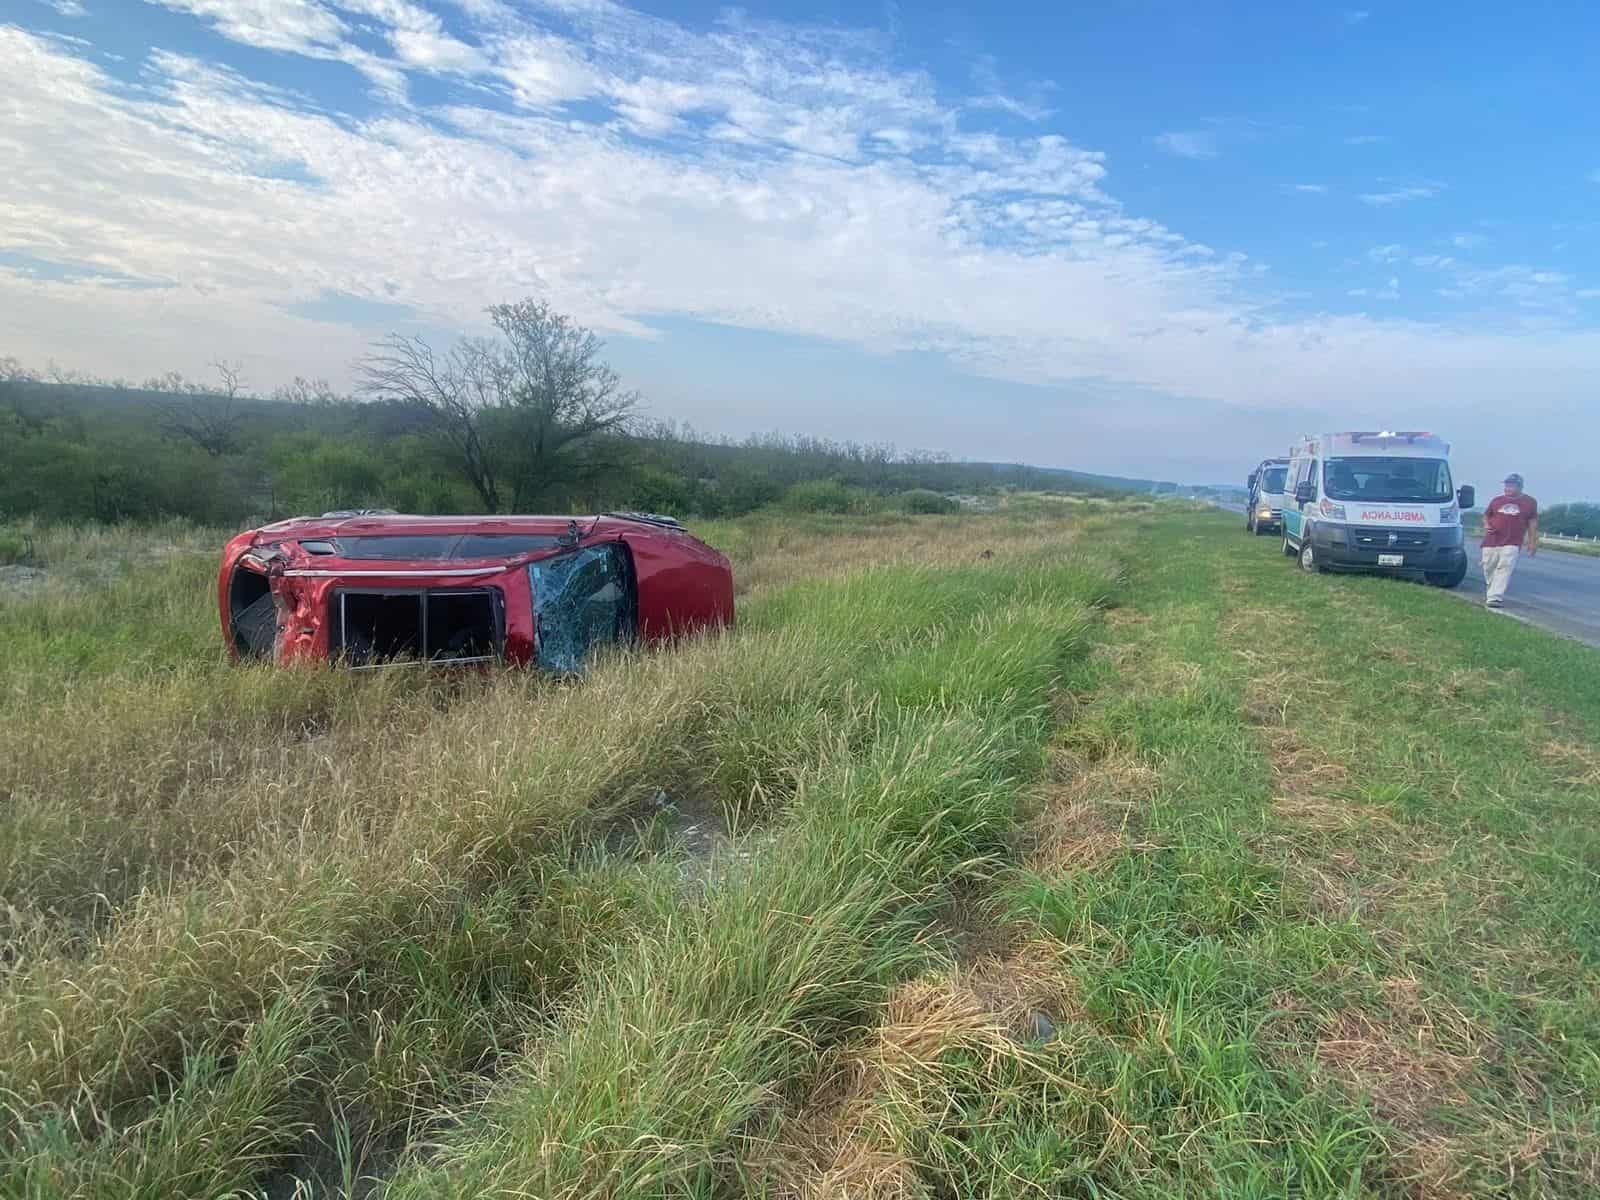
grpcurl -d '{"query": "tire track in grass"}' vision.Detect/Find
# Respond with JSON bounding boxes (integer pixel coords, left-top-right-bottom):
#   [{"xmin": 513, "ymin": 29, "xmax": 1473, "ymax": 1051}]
[
  {"xmin": 1207, "ymin": 516, "xmax": 1600, "ymax": 1198},
  {"xmin": 370, "ymin": 559, "xmax": 1116, "ymax": 1199}
]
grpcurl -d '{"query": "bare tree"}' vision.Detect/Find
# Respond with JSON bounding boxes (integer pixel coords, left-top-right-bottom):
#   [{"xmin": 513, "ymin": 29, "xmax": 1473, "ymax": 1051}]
[
  {"xmin": 272, "ymin": 375, "xmax": 343, "ymax": 406},
  {"xmin": 357, "ymin": 300, "xmax": 639, "ymax": 511},
  {"xmin": 356, "ymin": 334, "xmax": 503, "ymax": 510},
  {"xmin": 156, "ymin": 360, "xmax": 248, "ymax": 457}
]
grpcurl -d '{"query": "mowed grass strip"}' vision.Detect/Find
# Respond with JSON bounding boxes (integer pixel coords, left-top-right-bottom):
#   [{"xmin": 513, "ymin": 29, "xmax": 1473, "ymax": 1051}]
[
  {"xmin": 0, "ymin": 509, "xmax": 1117, "ymax": 1197},
  {"xmin": 814, "ymin": 508, "xmax": 1596, "ymax": 1199}
]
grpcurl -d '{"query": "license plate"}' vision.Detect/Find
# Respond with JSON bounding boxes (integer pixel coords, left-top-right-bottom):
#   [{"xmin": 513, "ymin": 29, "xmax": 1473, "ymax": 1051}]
[{"xmin": 1378, "ymin": 553, "xmax": 1404, "ymax": 566}]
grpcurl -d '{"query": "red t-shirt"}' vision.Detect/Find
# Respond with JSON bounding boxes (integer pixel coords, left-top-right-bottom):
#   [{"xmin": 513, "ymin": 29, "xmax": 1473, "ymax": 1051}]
[{"xmin": 1482, "ymin": 493, "xmax": 1537, "ymax": 548}]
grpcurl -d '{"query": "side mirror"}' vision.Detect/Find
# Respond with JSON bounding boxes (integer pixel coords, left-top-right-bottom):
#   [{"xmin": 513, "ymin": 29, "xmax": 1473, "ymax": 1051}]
[
  {"xmin": 1294, "ymin": 481, "xmax": 1315, "ymax": 504},
  {"xmin": 1457, "ymin": 485, "xmax": 1475, "ymax": 510}
]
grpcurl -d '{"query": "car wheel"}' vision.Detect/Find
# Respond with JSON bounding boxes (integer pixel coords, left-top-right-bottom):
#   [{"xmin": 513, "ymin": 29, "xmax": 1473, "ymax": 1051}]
[
  {"xmin": 1282, "ymin": 532, "xmax": 1297, "ymax": 558},
  {"xmin": 1299, "ymin": 540, "xmax": 1323, "ymax": 574},
  {"xmin": 1426, "ymin": 560, "xmax": 1469, "ymax": 589}
]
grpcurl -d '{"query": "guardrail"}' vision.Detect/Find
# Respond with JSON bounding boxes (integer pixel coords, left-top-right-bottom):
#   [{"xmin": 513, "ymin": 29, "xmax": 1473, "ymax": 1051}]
[{"xmin": 1544, "ymin": 533, "xmax": 1600, "ymax": 546}]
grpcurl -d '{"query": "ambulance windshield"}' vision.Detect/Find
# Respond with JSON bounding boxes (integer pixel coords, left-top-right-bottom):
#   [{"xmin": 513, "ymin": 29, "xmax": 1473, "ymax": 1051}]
[{"xmin": 1324, "ymin": 457, "xmax": 1453, "ymax": 504}]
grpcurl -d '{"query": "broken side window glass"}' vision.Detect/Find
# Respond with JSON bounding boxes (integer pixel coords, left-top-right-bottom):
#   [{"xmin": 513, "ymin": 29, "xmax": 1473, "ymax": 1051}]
[{"xmin": 530, "ymin": 544, "xmax": 635, "ymax": 674}]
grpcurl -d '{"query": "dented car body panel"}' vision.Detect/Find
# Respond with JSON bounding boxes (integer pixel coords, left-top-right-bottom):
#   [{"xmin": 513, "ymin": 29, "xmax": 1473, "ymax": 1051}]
[{"xmin": 218, "ymin": 513, "xmax": 734, "ymax": 669}]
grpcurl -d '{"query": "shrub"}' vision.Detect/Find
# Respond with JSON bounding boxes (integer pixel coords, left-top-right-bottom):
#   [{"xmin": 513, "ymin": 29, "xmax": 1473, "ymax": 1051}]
[
  {"xmin": 897, "ymin": 488, "xmax": 958, "ymax": 515},
  {"xmin": 0, "ymin": 528, "xmax": 31, "ymax": 565},
  {"xmin": 780, "ymin": 479, "xmax": 866, "ymax": 514}
]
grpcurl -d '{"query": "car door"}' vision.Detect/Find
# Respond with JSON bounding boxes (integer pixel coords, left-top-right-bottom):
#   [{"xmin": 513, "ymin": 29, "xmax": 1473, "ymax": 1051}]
[{"xmin": 1283, "ymin": 459, "xmax": 1305, "ymax": 542}]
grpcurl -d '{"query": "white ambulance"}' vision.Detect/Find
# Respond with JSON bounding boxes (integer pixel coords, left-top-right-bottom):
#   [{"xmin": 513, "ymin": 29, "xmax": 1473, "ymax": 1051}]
[{"xmin": 1279, "ymin": 432, "xmax": 1475, "ymax": 588}]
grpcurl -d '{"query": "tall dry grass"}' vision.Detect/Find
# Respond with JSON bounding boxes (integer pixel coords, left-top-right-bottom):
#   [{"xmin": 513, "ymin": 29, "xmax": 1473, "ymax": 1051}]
[{"xmin": 0, "ymin": 503, "xmax": 1121, "ymax": 1197}]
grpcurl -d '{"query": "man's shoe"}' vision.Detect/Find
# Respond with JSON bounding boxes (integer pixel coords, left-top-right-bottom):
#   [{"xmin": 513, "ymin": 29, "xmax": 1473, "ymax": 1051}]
[{"xmin": 1486, "ymin": 598, "xmax": 1504, "ymax": 609}]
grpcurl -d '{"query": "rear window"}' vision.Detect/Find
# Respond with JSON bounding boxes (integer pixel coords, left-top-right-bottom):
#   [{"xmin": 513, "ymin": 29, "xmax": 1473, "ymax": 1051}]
[{"xmin": 330, "ymin": 534, "xmax": 564, "ymax": 560}]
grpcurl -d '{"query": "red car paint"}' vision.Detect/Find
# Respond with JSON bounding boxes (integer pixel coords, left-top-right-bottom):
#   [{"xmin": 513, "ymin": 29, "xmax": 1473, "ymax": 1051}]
[{"xmin": 218, "ymin": 513, "xmax": 734, "ymax": 667}]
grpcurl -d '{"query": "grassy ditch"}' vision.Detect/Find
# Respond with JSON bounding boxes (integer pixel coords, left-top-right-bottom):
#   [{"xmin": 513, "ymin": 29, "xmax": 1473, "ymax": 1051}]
[
  {"xmin": 0, "ymin": 502, "xmax": 1119, "ymax": 1197},
  {"xmin": 6, "ymin": 502, "xmax": 1594, "ymax": 1198},
  {"xmin": 752, "ymin": 508, "xmax": 1599, "ymax": 1198}
]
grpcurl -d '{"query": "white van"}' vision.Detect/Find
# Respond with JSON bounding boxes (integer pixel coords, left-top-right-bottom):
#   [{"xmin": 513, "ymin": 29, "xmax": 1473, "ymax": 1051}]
[
  {"xmin": 1280, "ymin": 432, "xmax": 1475, "ymax": 588},
  {"xmin": 1245, "ymin": 457, "xmax": 1289, "ymax": 535}
]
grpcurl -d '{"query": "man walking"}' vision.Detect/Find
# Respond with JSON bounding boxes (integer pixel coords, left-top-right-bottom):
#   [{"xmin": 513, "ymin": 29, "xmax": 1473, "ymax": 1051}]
[{"xmin": 1481, "ymin": 473, "xmax": 1538, "ymax": 609}]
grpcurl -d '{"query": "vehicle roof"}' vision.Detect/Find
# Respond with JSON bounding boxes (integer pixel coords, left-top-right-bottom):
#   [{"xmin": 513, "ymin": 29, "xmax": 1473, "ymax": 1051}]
[
  {"xmin": 1257, "ymin": 457, "xmax": 1289, "ymax": 466},
  {"xmin": 252, "ymin": 513, "xmax": 680, "ymax": 540},
  {"xmin": 1292, "ymin": 432, "xmax": 1451, "ymax": 458}
]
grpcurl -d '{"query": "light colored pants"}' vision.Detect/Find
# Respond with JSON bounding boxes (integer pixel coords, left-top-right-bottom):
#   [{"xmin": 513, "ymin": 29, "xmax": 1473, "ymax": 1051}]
[{"xmin": 1481, "ymin": 544, "xmax": 1520, "ymax": 603}]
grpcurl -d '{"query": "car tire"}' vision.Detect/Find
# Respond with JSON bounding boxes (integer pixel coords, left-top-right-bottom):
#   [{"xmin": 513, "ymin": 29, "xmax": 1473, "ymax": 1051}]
[
  {"xmin": 1299, "ymin": 540, "xmax": 1324, "ymax": 574},
  {"xmin": 1246, "ymin": 511, "xmax": 1255, "ymax": 533},
  {"xmin": 1282, "ymin": 532, "xmax": 1297, "ymax": 558},
  {"xmin": 1426, "ymin": 559, "xmax": 1469, "ymax": 589}
]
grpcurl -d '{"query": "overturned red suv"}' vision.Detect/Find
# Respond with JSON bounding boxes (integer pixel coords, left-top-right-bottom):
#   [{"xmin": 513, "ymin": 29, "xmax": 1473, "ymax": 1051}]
[{"xmin": 218, "ymin": 511, "xmax": 734, "ymax": 671}]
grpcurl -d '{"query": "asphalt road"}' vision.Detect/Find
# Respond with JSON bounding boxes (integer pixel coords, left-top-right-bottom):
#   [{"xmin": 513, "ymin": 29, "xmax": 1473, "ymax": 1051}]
[
  {"xmin": 1457, "ymin": 537, "xmax": 1600, "ymax": 647},
  {"xmin": 1211, "ymin": 502, "xmax": 1600, "ymax": 648}
]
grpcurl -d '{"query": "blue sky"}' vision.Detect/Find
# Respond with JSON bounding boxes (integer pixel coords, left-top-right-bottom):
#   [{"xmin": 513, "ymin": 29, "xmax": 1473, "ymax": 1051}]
[{"xmin": 3, "ymin": 0, "xmax": 1597, "ymax": 496}]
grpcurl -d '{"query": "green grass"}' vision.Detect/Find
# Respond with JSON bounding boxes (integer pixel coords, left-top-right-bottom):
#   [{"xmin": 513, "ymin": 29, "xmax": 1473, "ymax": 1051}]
[
  {"xmin": 0, "ymin": 505, "xmax": 1116, "ymax": 1198},
  {"xmin": 2, "ymin": 504, "xmax": 1596, "ymax": 1198},
  {"xmin": 837, "ymin": 509, "xmax": 1600, "ymax": 1198}
]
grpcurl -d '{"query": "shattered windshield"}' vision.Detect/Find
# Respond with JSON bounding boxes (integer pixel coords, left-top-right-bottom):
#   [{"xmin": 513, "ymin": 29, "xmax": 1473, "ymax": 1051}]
[
  {"xmin": 1324, "ymin": 457, "xmax": 1452, "ymax": 504},
  {"xmin": 333, "ymin": 534, "xmax": 564, "ymax": 560},
  {"xmin": 530, "ymin": 545, "xmax": 633, "ymax": 673}
]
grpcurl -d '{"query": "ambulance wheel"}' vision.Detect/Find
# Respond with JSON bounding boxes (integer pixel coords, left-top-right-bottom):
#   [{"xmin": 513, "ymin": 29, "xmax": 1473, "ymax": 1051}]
[
  {"xmin": 1299, "ymin": 541, "xmax": 1325, "ymax": 574},
  {"xmin": 1426, "ymin": 560, "xmax": 1468, "ymax": 589},
  {"xmin": 1282, "ymin": 533, "xmax": 1297, "ymax": 558},
  {"xmin": 1245, "ymin": 512, "xmax": 1254, "ymax": 533}
]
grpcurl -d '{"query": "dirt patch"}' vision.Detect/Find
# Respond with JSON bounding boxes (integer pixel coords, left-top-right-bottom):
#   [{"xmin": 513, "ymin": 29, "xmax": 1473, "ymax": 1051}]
[
  {"xmin": 1258, "ymin": 724, "xmax": 1355, "ymax": 813},
  {"xmin": 1539, "ymin": 739, "xmax": 1600, "ymax": 787},
  {"xmin": 1314, "ymin": 1002, "xmax": 1480, "ymax": 1197},
  {"xmin": 1102, "ymin": 607, "xmax": 1149, "ymax": 629},
  {"xmin": 0, "ymin": 564, "xmax": 49, "ymax": 599},
  {"xmin": 1261, "ymin": 981, "xmax": 1489, "ymax": 1199},
  {"xmin": 752, "ymin": 947, "xmax": 1079, "ymax": 1199},
  {"xmin": 1025, "ymin": 747, "xmax": 1155, "ymax": 875}
]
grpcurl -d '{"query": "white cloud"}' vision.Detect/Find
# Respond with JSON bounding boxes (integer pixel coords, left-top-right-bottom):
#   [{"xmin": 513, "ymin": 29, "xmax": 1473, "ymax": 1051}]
[
  {"xmin": 1284, "ymin": 183, "xmax": 1327, "ymax": 194},
  {"xmin": 42, "ymin": 0, "xmax": 88, "ymax": 15},
  {"xmin": 1344, "ymin": 9, "xmax": 1371, "ymax": 24},
  {"xmin": 4, "ymin": 17, "xmax": 1600, "ymax": 430},
  {"xmin": 1154, "ymin": 130, "xmax": 1218, "ymax": 159},
  {"xmin": 1344, "ymin": 133, "xmax": 1386, "ymax": 145},
  {"xmin": 149, "ymin": 0, "xmax": 346, "ymax": 53},
  {"xmin": 1452, "ymin": 232, "xmax": 1487, "ymax": 249},
  {"xmin": 969, "ymin": 92, "xmax": 1053, "ymax": 121},
  {"xmin": 1359, "ymin": 181, "xmax": 1443, "ymax": 206}
]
